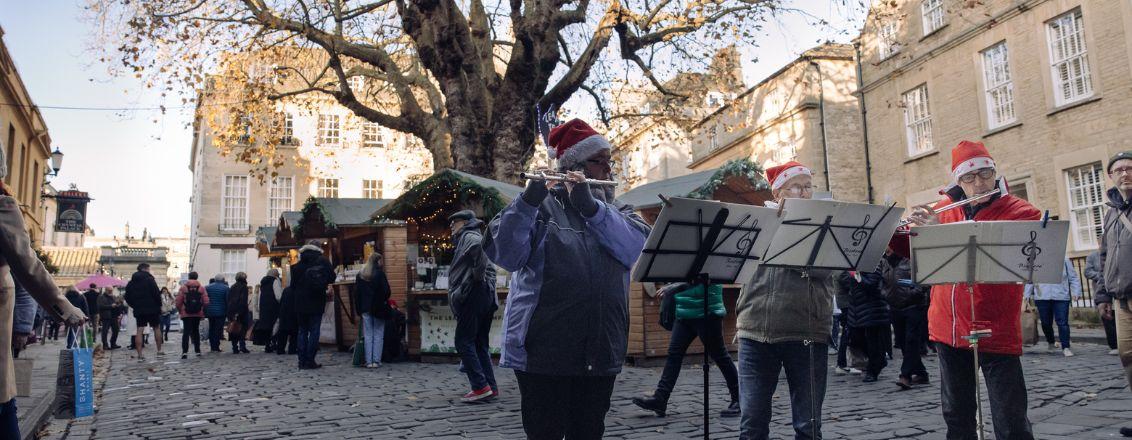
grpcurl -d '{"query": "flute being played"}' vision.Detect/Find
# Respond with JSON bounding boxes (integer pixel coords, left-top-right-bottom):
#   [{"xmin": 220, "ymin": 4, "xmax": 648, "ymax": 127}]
[
  {"xmin": 895, "ymin": 186, "xmax": 1003, "ymax": 229},
  {"xmin": 519, "ymin": 171, "xmax": 618, "ymax": 187}
]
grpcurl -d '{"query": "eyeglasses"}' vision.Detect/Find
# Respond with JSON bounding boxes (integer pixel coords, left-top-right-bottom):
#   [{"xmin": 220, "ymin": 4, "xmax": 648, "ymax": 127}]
[
  {"xmin": 1110, "ymin": 167, "xmax": 1132, "ymax": 176},
  {"xmin": 585, "ymin": 158, "xmax": 616, "ymax": 168},
  {"xmin": 958, "ymin": 168, "xmax": 996, "ymax": 184},
  {"xmin": 782, "ymin": 184, "xmax": 814, "ymax": 196}
]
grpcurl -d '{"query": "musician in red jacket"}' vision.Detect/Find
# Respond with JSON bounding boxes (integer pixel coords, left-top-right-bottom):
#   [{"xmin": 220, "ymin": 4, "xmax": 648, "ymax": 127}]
[{"xmin": 904, "ymin": 141, "xmax": 1040, "ymax": 440}]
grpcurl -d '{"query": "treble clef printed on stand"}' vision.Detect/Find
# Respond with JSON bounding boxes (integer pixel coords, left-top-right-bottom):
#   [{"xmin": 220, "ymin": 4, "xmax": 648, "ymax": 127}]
[
  {"xmin": 734, "ymin": 218, "xmax": 760, "ymax": 255},
  {"xmin": 1021, "ymin": 230, "xmax": 1042, "ymax": 267},
  {"xmin": 850, "ymin": 215, "xmax": 872, "ymax": 247}
]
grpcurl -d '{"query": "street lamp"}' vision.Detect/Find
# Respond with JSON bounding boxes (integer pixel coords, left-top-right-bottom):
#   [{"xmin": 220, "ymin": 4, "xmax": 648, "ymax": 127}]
[{"xmin": 48, "ymin": 148, "xmax": 63, "ymax": 176}]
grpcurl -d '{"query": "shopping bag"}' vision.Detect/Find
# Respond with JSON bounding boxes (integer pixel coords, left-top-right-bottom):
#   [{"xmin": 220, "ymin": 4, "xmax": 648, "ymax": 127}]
[
  {"xmin": 1021, "ymin": 301, "xmax": 1039, "ymax": 346},
  {"xmin": 53, "ymin": 326, "xmax": 95, "ymax": 419},
  {"xmin": 352, "ymin": 321, "xmax": 365, "ymax": 367}
]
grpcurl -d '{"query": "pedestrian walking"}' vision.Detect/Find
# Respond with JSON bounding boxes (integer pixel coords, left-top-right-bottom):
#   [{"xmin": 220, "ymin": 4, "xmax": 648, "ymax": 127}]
[
  {"xmin": 356, "ymin": 252, "xmax": 392, "ymax": 369},
  {"xmin": 1024, "ymin": 258, "xmax": 1082, "ymax": 357},
  {"xmin": 226, "ymin": 272, "xmax": 251, "ymax": 354},
  {"xmin": 897, "ymin": 141, "xmax": 1039, "ymax": 439},
  {"xmin": 290, "ymin": 242, "xmax": 335, "ymax": 369},
  {"xmin": 882, "ymin": 253, "xmax": 930, "ymax": 390},
  {"xmin": 254, "ymin": 269, "xmax": 282, "ymax": 352},
  {"xmin": 274, "ymin": 284, "xmax": 298, "ymax": 355},
  {"xmin": 1097, "ymin": 150, "xmax": 1132, "ymax": 438},
  {"xmin": 176, "ymin": 272, "xmax": 208, "ymax": 359},
  {"xmin": 736, "ymin": 161, "xmax": 837, "ymax": 440},
  {"xmin": 83, "ymin": 283, "xmax": 100, "ymax": 343},
  {"xmin": 63, "ymin": 287, "xmax": 88, "ymax": 348},
  {"xmin": 124, "ymin": 263, "xmax": 165, "ymax": 361},
  {"xmin": 632, "ymin": 282, "xmax": 741, "ymax": 418},
  {"xmin": 840, "ymin": 269, "xmax": 890, "ymax": 383},
  {"xmin": 98, "ymin": 287, "xmax": 121, "ymax": 349},
  {"xmin": 447, "ymin": 210, "xmax": 499, "ymax": 400},
  {"xmin": 1085, "ymin": 251, "xmax": 1119, "ymax": 355},
  {"xmin": 484, "ymin": 119, "xmax": 649, "ymax": 439},
  {"xmin": 205, "ymin": 275, "xmax": 230, "ymax": 352},
  {"xmin": 0, "ymin": 168, "xmax": 87, "ymax": 438},
  {"xmin": 159, "ymin": 287, "xmax": 176, "ymax": 341}
]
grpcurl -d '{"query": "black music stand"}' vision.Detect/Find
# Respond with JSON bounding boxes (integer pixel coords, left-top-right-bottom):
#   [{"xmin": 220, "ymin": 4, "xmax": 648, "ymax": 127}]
[
  {"xmin": 632, "ymin": 197, "xmax": 781, "ymax": 440},
  {"xmin": 910, "ymin": 219, "xmax": 1069, "ymax": 440}
]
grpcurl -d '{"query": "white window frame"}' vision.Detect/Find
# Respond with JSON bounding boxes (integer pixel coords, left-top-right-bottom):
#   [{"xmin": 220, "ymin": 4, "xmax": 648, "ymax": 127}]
[
  {"xmin": 362, "ymin": 179, "xmax": 383, "ymax": 199},
  {"xmin": 902, "ymin": 84, "xmax": 934, "ymax": 156},
  {"xmin": 347, "ymin": 76, "xmax": 365, "ymax": 92},
  {"xmin": 317, "ymin": 178, "xmax": 339, "ymax": 198},
  {"xmin": 1047, "ymin": 9, "xmax": 1094, "ymax": 106},
  {"xmin": 705, "ymin": 92, "xmax": 726, "ymax": 109},
  {"xmin": 1065, "ymin": 162, "xmax": 1106, "ymax": 250},
  {"xmin": 221, "ymin": 249, "xmax": 246, "ymax": 280},
  {"xmin": 877, "ymin": 20, "xmax": 900, "ymax": 60},
  {"xmin": 981, "ymin": 42, "xmax": 1017, "ymax": 129},
  {"xmin": 280, "ymin": 112, "xmax": 294, "ymax": 145},
  {"xmin": 317, "ymin": 114, "xmax": 341, "ymax": 146},
  {"xmin": 220, "ymin": 175, "xmax": 249, "ymax": 232},
  {"xmin": 771, "ymin": 140, "xmax": 798, "ymax": 166},
  {"xmin": 921, "ymin": 0, "xmax": 945, "ymax": 36},
  {"xmin": 267, "ymin": 176, "xmax": 294, "ymax": 225},
  {"xmin": 362, "ymin": 122, "xmax": 386, "ymax": 148}
]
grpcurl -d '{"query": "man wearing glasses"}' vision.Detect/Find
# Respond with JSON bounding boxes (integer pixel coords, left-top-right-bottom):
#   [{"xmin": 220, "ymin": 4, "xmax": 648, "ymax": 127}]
[
  {"xmin": 904, "ymin": 141, "xmax": 1040, "ymax": 440},
  {"xmin": 736, "ymin": 161, "xmax": 839, "ymax": 440},
  {"xmin": 1098, "ymin": 151, "xmax": 1132, "ymax": 438}
]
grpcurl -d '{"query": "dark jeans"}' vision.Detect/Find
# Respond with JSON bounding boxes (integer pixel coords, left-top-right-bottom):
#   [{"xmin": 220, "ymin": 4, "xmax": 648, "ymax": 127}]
[
  {"xmin": 1034, "ymin": 300, "xmax": 1071, "ymax": 348},
  {"xmin": 454, "ymin": 306, "xmax": 497, "ymax": 391},
  {"xmin": 836, "ymin": 314, "xmax": 849, "ymax": 369},
  {"xmin": 100, "ymin": 317, "xmax": 120, "ymax": 347},
  {"xmin": 859, "ymin": 326, "xmax": 889, "ymax": 376},
  {"xmin": 274, "ymin": 330, "xmax": 297, "ymax": 354},
  {"xmin": 207, "ymin": 316, "xmax": 226, "ymax": 351},
  {"xmin": 230, "ymin": 312, "xmax": 248, "ymax": 352},
  {"xmin": 1102, "ymin": 314, "xmax": 1118, "ymax": 349},
  {"xmin": 0, "ymin": 398, "xmax": 18, "ymax": 440},
  {"xmin": 936, "ymin": 343, "xmax": 1033, "ymax": 440},
  {"xmin": 655, "ymin": 317, "xmax": 739, "ymax": 402},
  {"xmin": 897, "ymin": 306, "xmax": 928, "ymax": 379},
  {"xmin": 160, "ymin": 313, "xmax": 173, "ymax": 340},
  {"xmin": 738, "ymin": 338, "xmax": 827, "ymax": 440},
  {"xmin": 514, "ymin": 370, "xmax": 616, "ymax": 440},
  {"xmin": 296, "ymin": 313, "xmax": 323, "ymax": 366},
  {"xmin": 181, "ymin": 317, "xmax": 202, "ymax": 354}
]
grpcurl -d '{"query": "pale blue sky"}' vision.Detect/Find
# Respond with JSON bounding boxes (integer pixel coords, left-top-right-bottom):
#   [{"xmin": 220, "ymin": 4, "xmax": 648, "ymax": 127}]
[{"xmin": 0, "ymin": 0, "xmax": 864, "ymax": 239}]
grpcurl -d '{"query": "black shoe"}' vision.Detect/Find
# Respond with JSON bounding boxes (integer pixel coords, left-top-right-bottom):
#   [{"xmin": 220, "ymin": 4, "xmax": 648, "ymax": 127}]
[
  {"xmin": 240, "ymin": 348, "xmax": 250, "ymax": 354},
  {"xmin": 863, "ymin": 374, "xmax": 878, "ymax": 383},
  {"xmin": 181, "ymin": 354, "xmax": 188, "ymax": 360},
  {"xmin": 896, "ymin": 376, "xmax": 912, "ymax": 390},
  {"xmin": 309, "ymin": 362, "xmax": 322, "ymax": 369},
  {"xmin": 1120, "ymin": 426, "xmax": 1132, "ymax": 437},
  {"xmin": 720, "ymin": 400, "xmax": 741, "ymax": 418},
  {"xmin": 631, "ymin": 395, "xmax": 668, "ymax": 417},
  {"xmin": 910, "ymin": 374, "xmax": 930, "ymax": 385}
]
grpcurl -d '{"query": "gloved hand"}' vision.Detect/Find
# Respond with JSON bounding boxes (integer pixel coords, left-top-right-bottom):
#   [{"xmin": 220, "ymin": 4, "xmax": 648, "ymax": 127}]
[
  {"xmin": 570, "ymin": 180, "xmax": 599, "ymax": 217},
  {"xmin": 521, "ymin": 173, "xmax": 550, "ymax": 207}
]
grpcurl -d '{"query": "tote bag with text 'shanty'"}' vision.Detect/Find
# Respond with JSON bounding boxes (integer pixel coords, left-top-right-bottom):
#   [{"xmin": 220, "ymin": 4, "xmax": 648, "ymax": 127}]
[{"xmin": 53, "ymin": 325, "xmax": 95, "ymax": 419}]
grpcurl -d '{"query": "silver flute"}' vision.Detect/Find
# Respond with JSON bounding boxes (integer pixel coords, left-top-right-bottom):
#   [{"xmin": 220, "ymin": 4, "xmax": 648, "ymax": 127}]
[
  {"xmin": 519, "ymin": 171, "xmax": 618, "ymax": 187},
  {"xmin": 897, "ymin": 187, "xmax": 1003, "ymax": 228}
]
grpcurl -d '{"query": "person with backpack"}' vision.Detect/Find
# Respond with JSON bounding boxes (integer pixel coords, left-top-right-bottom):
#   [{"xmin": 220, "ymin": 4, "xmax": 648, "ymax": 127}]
[
  {"xmin": 632, "ymin": 282, "xmax": 741, "ymax": 418},
  {"xmin": 447, "ymin": 210, "xmax": 498, "ymax": 400},
  {"xmin": 226, "ymin": 272, "xmax": 251, "ymax": 354},
  {"xmin": 290, "ymin": 243, "xmax": 336, "ymax": 369},
  {"xmin": 882, "ymin": 253, "xmax": 931, "ymax": 390},
  {"xmin": 176, "ymin": 272, "xmax": 209, "ymax": 359},
  {"xmin": 204, "ymin": 275, "xmax": 230, "ymax": 352}
]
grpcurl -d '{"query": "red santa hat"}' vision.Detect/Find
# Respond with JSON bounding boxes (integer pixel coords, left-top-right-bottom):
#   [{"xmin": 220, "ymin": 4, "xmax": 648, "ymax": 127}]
[
  {"xmin": 766, "ymin": 161, "xmax": 812, "ymax": 191},
  {"xmin": 949, "ymin": 140, "xmax": 996, "ymax": 188},
  {"xmin": 548, "ymin": 119, "xmax": 611, "ymax": 170}
]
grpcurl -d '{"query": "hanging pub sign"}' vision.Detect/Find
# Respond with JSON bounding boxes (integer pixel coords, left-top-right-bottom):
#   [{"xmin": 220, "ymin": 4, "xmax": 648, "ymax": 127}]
[{"xmin": 54, "ymin": 190, "xmax": 91, "ymax": 233}]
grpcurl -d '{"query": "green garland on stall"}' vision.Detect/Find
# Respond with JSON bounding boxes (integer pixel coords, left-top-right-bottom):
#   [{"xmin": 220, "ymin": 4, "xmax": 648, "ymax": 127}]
[
  {"xmin": 685, "ymin": 158, "xmax": 769, "ymax": 200},
  {"xmin": 376, "ymin": 169, "xmax": 509, "ymax": 223},
  {"xmin": 293, "ymin": 196, "xmax": 336, "ymax": 238}
]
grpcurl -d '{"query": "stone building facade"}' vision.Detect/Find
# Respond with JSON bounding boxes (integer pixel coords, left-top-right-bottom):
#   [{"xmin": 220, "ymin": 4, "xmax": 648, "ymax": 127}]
[
  {"xmin": 189, "ymin": 73, "xmax": 433, "ymax": 283},
  {"xmin": 0, "ymin": 26, "xmax": 55, "ymax": 245},
  {"xmin": 857, "ymin": 0, "xmax": 1132, "ymax": 257},
  {"xmin": 685, "ymin": 44, "xmax": 866, "ymax": 202}
]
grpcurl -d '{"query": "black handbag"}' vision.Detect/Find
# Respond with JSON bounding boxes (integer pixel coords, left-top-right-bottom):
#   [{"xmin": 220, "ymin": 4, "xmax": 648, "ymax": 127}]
[{"xmin": 658, "ymin": 283, "xmax": 688, "ymax": 331}]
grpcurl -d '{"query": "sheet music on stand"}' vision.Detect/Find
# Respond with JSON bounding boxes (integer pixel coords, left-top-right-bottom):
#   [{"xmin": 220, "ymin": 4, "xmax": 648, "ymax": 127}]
[
  {"xmin": 911, "ymin": 220, "xmax": 1070, "ymax": 285},
  {"xmin": 760, "ymin": 198, "xmax": 904, "ymax": 272},
  {"xmin": 632, "ymin": 197, "xmax": 782, "ymax": 286}
]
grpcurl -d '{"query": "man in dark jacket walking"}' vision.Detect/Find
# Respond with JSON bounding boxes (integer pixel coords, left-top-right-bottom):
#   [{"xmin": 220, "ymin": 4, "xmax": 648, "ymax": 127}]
[
  {"xmin": 447, "ymin": 210, "xmax": 499, "ymax": 402},
  {"xmin": 204, "ymin": 275, "xmax": 229, "ymax": 352},
  {"xmin": 840, "ymin": 270, "xmax": 890, "ymax": 383},
  {"xmin": 82, "ymin": 283, "xmax": 100, "ymax": 342},
  {"xmin": 1099, "ymin": 151, "xmax": 1132, "ymax": 438},
  {"xmin": 124, "ymin": 263, "xmax": 164, "ymax": 360},
  {"xmin": 484, "ymin": 119, "xmax": 649, "ymax": 439},
  {"xmin": 290, "ymin": 243, "xmax": 335, "ymax": 369},
  {"xmin": 882, "ymin": 253, "xmax": 930, "ymax": 389}
]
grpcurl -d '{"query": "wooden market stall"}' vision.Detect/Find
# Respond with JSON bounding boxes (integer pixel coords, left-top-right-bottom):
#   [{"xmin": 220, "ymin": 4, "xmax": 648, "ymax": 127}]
[
  {"xmin": 370, "ymin": 169, "xmax": 523, "ymax": 362},
  {"xmin": 614, "ymin": 158, "xmax": 771, "ymax": 365},
  {"xmin": 269, "ymin": 197, "xmax": 409, "ymax": 353}
]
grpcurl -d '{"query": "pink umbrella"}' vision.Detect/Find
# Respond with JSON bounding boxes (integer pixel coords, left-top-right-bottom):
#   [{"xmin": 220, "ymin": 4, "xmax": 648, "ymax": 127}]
[{"xmin": 74, "ymin": 274, "xmax": 126, "ymax": 289}]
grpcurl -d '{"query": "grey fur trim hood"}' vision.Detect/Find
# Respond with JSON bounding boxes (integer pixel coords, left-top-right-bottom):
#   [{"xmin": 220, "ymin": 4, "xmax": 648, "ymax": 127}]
[{"xmin": 299, "ymin": 244, "xmax": 324, "ymax": 254}]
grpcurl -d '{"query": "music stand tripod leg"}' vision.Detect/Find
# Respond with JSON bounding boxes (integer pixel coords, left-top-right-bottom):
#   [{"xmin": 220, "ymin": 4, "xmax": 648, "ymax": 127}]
[
  {"xmin": 698, "ymin": 272, "xmax": 710, "ymax": 440},
  {"xmin": 963, "ymin": 235, "xmax": 988, "ymax": 440}
]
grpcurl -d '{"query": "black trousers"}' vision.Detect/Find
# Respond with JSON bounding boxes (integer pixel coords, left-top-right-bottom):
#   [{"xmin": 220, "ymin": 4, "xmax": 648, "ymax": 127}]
[
  {"xmin": 515, "ymin": 371, "xmax": 616, "ymax": 440},
  {"xmin": 1102, "ymin": 314, "xmax": 1118, "ymax": 349},
  {"xmin": 936, "ymin": 343, "xmax": 1034, "ymax": 440},
  {"xmin": 655, "ymin": 317, "xmax": 739, "ymax": 401},
  {"xmin": 207, "ymin": 317, "xmax": 226, "ymax": 351},
  {"xmin": 273, "ymin": 330, "xmax": 297, "ymax": 354},
  {"xmin": 100, "ymin": 317, "xmax": 120, "ymax": 347},
  {"xmin": 898, "ymin": 306, "xmax": 928, "ymax": 379},
  {"xmin": 851, "ymin": 326, "xmax": 889, "ymax": 376},
  {"xmin": 181, "ymin": 317, "xmax": 202, "ymax": 354}
]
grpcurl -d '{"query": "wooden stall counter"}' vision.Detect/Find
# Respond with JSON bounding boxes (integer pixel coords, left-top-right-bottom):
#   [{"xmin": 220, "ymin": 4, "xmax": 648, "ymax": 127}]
[{"xmin": 408, "ymin": 288, "xmax": 509, "ymax": 363}]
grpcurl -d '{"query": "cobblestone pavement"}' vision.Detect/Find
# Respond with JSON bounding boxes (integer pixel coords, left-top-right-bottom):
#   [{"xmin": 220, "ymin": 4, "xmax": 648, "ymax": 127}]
[{"xmin": 40, "ymin": 340, "xmax": 1130, "ymax": 439}]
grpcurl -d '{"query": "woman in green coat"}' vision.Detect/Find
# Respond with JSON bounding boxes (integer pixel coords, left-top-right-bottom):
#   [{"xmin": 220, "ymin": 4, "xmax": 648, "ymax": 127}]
[{"xmin": 632, "ymin": 283, "xmax": 740, "ymax": 418}]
